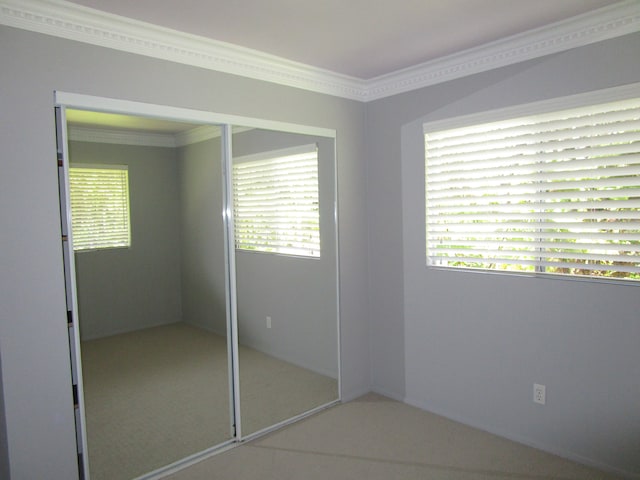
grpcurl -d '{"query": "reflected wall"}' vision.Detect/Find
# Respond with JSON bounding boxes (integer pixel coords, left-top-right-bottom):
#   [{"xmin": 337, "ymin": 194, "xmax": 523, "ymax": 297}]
[
  {"xmin": 69, "ymin": 127, "xmax": 233, "ymax": 479},
  {"xmin": 232, "ymin": 128, "xmax": 339, "ymax": 436}
]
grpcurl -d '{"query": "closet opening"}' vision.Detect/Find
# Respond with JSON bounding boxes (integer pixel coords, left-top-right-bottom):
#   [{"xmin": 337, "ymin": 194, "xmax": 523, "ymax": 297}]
[{"xmin": 55, "ymin": 92, "xmax": 341, "ymax": 480}]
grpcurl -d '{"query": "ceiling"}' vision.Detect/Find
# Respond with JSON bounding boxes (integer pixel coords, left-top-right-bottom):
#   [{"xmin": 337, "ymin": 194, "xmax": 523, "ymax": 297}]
[{"xmin": 64, "ymin": 0, "xmax": 619, "ymax": 79}]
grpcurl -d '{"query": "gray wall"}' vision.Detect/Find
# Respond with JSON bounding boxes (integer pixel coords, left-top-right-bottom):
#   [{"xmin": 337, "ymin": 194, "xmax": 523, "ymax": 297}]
[
  {"xmin": 69, "ymin": 141, "xmax": 182, "ymax": 340},
  {"xmin": 178, "ymin": 135, "xmax": 228, "ymax": 335},
  {"xmin": 0, "ymin": 350, "xmax": 9, "ymax": 480},
  {"xmin": 367, "ymin": 32, "xmax": 640, "ymax": 476},
  {"xmin": 10, "ymin": 15, "xmax": 637, "ymax": 480},
  {"xmin": 0, "ymin": 25, "xmax": 369, "ymax": 480}
]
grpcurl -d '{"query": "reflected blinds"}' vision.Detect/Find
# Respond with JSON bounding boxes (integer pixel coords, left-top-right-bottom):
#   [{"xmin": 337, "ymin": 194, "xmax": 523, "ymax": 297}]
[
  {"xmin": 425, "ymin": 97, "xmax": 640, "ymax": 280},
  {"xmin": 69, "ymin": 165, "xmax": 131, "ymax": 251},
  {"xmin": 233, "ymin": 144, "xmax": 320, "ymax": 257}
]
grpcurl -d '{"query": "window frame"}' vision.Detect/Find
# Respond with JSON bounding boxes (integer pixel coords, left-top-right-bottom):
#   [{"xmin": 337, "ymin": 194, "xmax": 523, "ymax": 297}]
[
  {"xmin": 69, "ymin": 163, "xmax": 132, "ymax": 252},
  {"xmin": 423, "ymin": 82, "xmax": 640, "ymax": 285}
]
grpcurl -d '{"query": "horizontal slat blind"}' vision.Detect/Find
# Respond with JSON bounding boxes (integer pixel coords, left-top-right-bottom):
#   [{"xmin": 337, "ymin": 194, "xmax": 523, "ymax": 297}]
[
  {"xmin": 69, "ymin": 165, "xmax": 131, "ymax": 251},
  {"xmin": 425, "ymin": 97, "xmax": 640, "ymax": 280},
  {"xmin": 233, "ymin": 145, "xmax": 320, "ymax": 257}
]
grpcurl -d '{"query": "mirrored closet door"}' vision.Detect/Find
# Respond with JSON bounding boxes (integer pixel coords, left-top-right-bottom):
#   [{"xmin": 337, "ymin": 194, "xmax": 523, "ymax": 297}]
[
  {"xmin": 55, "ymin": 93, "xmax": 340, "ymax": 480},
  {"xmin": 231, "ymin": 128, "xmax": 339, "ymax": 438},
  {"xmin": 58, "ymin": 109, "xmax": 234, "ymax": 480}
]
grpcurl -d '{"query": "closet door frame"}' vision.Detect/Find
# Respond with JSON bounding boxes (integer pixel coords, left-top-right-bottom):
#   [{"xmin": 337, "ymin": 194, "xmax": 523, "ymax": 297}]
[{"xmin": 54, "ymin": 91, "xmax": 341, "ymax": 479}]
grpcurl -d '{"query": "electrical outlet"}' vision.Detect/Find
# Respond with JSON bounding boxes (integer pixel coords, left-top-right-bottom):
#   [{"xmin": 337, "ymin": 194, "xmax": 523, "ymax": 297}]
[
  {"xmin": 266, "ymin": 316, "xmax": 271, "ymax": 329},
  {"xmin": 534, "ymin": 383, "xmax": 546, "ymax": 405}
]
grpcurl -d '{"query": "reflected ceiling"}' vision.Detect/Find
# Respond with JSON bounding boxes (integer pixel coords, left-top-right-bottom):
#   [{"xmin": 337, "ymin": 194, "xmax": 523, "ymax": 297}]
[{"xmin": 66, "ymin": 110, "xmax": 205, "ymax": 134}]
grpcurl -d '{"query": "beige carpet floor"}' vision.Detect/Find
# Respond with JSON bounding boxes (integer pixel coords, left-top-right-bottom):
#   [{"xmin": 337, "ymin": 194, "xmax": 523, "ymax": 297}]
[
  {"xmin": 80, "ymin": 322, "xmax": 338, "ymax": 480},
  {"xmin": 164, "ymin": 394, "xmax": 624, "ymax": 480}
]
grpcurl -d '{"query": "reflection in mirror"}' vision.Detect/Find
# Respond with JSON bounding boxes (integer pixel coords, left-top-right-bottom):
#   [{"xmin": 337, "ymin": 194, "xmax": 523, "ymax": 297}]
[
  {"xmin": 231, "ymin": 128, "xmax": 339, "ymax": 437},
  {"xmin": 59, "ymin": 105, "xmax": 341, "ymax": 478},
  {"xmin": 65, "ymin": 111, "xmax": 233, "ymax": 479}
]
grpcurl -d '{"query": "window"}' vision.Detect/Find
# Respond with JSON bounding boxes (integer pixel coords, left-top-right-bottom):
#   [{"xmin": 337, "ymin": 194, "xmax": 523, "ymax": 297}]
[
  {"xmin": 424, "ymin": 92, "xmax": 640, "ymax": 281},
  {"xmin": 233, "ymin": 144, "xmax": 320, "ymax": 257},
  {"xmin": 69, "ymin": 165, "xmax": 131, "ymax": 251}
]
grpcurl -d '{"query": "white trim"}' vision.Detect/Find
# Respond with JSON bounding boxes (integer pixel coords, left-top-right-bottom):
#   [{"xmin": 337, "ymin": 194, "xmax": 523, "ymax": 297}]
[
  {"xmin": 3, "ymin": 0, "xmax": 640, "ymax": 102},
  {"xmin": 55, "ymin": 92, "xmax": 336, "ymax": 138},
  {"xmin": 67, "ymin": 124, "xmax": 254, "ymax": 147},
  {"xmin": 0, "ymin": 0, "xmax": 366, "ymax": 100},
  {"xmin": 422, "ymin": 81, "xmax": 640, "ymax": 134},
  {"xmin": 238, "ymin": 399, "xmax": 340, "ymax": 443},
  {"xmin": 175, "ymin": 125, "xmax": 253, "ymax": 147},
  {"xmin": 56, "ymin": 105, "xmax": 92, "ymax": 479},
  {"xmin": 403, "ymin": 394, "xmax": 636, "ymax": 479},
  {"xmin": 221, "ymin": 124, "xmax": 242, "ymax": 441},
  {"xmin": 68, "ymin": 125, "xmax": 177, "ymax": 147},
  {"xmin": 332, "ymin": 134, "xmax": 342, "ymax": 403},
  {"xmin": 175, "ymin": 125, "xmax": 220, "ymax": 147},
  {"xmin": 135, "ymin": 439, "xmax": 237, "ymax": 480},
  {"xmin": 366, "ymin": 0, "xmax": 640, "ymax": 101}
]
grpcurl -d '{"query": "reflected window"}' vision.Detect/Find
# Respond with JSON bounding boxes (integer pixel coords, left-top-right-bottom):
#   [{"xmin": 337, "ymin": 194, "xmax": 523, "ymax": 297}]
[
  {"xmin": 69, "ymin": 164, "xmax": 131, "ymax": 251},
  {"xmin": 233, "ymin": 144, "xmax": 320, "ymax": 257}
]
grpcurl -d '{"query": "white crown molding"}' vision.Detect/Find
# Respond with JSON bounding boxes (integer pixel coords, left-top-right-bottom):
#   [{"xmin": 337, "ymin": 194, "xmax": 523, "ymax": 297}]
[
  {"xmin": 0, "ymin": 0, "xmax": 367, "ymax": 100},
  {"xmin": 67, "ymin": 124, "xmax": 253, "ymax": 146},
  {"xmin": 2, "ymin": 0, "xmax": 639, "ymax": 102},
  {"xmin": 174, "ymin": 125, "xmax": 253, "ymax": 147},
  {"xmin": 68, "ymin": 125, "xmax": 178, "ymax": 147},
  {"xmin": 174, "ymin": 125, "xmax": 220, "ymax": 147},
  {"xmin": 365, "ymin": 0, "xmax": 640, "ymax": 101}
]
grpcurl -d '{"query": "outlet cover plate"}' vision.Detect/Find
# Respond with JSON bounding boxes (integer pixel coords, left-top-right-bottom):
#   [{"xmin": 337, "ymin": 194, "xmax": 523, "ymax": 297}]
[{"xmin": 534, "ymin": 383, "xmax": 546, "ymax": 405}]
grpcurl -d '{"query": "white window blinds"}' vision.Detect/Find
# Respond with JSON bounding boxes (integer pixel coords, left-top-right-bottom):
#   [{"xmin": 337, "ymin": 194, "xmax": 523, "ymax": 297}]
[
  {"xmin": 69, "ymin": 165, "xmax": 131, "ymax": 251},
  {"xmin": 233, "ymin": 144, "xmax": 320, "ymax": 257},
  {"xmin": 425, "ymin": 97, "xmax": 640, "ymax": 281}
]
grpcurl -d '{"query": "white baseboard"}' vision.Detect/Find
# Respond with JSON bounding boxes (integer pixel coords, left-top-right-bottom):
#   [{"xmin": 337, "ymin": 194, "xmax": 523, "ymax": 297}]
[
  {"xmin": 340, "ymin": 386, "xmax": 372, "ymax": 403},
  {"xmin": 403, "ymin": 395, "xmax": 639, "ymax": 480},
  {"xmin": 370, "ymin": 385, "xmax": 405, "ymax": 402}
]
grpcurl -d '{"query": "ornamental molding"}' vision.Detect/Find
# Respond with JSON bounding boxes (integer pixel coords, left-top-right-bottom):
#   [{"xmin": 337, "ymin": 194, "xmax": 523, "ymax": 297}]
[
  {"xmin": 174, "ymin": 125, "xmax": 252, "ymax": 146},
  {"xmin": 2, "ymin": 0, "xmax": 639, "ymax": 102},
  {"xmin": 68, "ymin": 124, "xmax": 252, "ymax": 146},
  {"xmin": 68, "ymin": 125, "xmax": 178, "ymax": 147},
  {"xmin": 365, "ymin": 1, "xmax": 640, "ymax": 101}
]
